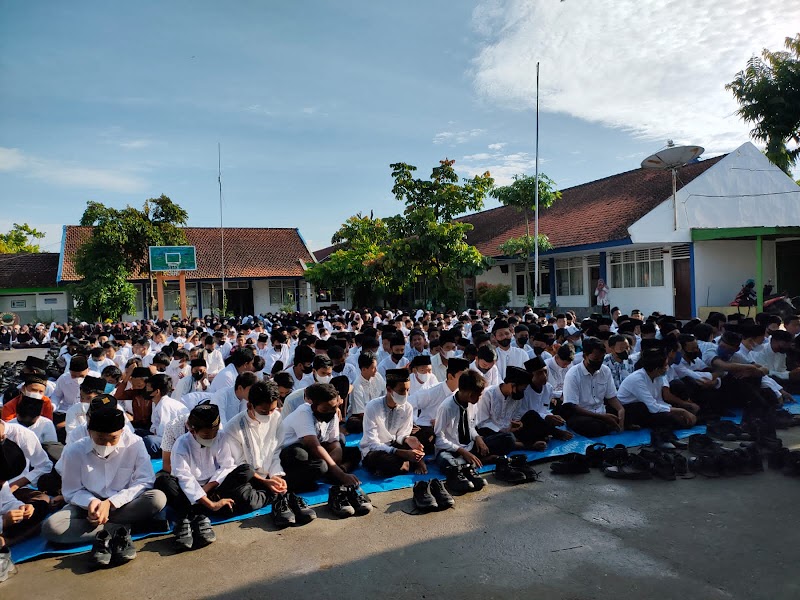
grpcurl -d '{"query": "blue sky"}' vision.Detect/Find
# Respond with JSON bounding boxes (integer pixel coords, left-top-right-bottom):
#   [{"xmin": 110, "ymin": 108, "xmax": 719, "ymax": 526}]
[{"xmin": 1, "ymin": 1, "xmax": 796, "ymax": 252}]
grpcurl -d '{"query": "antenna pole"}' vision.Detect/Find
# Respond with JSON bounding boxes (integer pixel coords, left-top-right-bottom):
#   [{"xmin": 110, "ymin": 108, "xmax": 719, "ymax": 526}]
[
  {"xmin": 672, "ymin": 167, "xmax": 677, "ymax": 231},
  {"xmin": 218, "ymin": 143, "xmax": 226, "ymax": 316},
  {"xmin": 533, "ymin": 62, "xmax": 540, "ymax": 304}
]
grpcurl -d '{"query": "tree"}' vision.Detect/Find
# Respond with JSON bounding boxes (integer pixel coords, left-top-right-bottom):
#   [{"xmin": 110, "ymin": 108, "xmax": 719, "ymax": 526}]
[
  {"xmin": 71, "ymin": 195, "xmax": 188, "ymax": 321},
  {"xmin": 0, "ymin": 223, "xmax": 45, "ymax": 253},
  {"xmin": 726, "ymin": 34, "xmax": 800, "ymax": 175},
  {"xmin": 491, "ymin": 174, "xmax": 561, "ymax": 303},
  {"xmin": 475, "ymin": 282, "xmax": 511, "ymax": 312}
]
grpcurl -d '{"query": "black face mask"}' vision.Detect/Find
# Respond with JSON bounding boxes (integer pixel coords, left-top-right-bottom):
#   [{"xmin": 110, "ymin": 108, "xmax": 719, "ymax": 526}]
[
  {"xmin": 313, "ymin": 409, "xmax": 335, "ymax": 423},
  {"xmin": 192, "ymin": 371, "xmax": 205, "ymax": 381},
  {"xmin": 533, "ymin": 346, "xmax": 545, "ymax": 356},
  {"xmin": 302, "ymin": 364, "xmax": 314, "ymax": 375},
  {"xmin": 586, "ymin": 359, "xmax": 604, "ymax": 374},
  {"xmin": 497, "ymin": 338, "xmax": 512, "ymax": 348},
  {"xmin": 511, "ymin": 389, "xmax": 525, "ymax": 400},
  {"xmin": 616, "ymin": 351, "xmax": 629, "ymax": 361},
  {"xmin": 391, "ymin": 352, "xmax": 405, "ymax": 361},
  {"xmin": 141, "ymin": 390, "xmax": 154, "ymax": 401},
  {"xmin": 333, "ymin": 363, "xmax": 345, "ymax": 373},
  {"xmin": 517, "ymin": 337, "xmax": 529, "ymax": 347}
]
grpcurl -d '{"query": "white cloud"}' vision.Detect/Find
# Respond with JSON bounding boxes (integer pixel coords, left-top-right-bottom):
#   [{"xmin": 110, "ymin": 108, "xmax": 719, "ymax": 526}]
[
  {"xmin": 457, "ymin": 148, "xmax": 539, "ymax": 185},
  {"xmin": 118, "ymin": 139, "xmax": 152, "ymax": 150},
  {"xmin": 471, "ymin": 0, "xmax": 800, "ymax": 153},
  {"xmin": 0, "ymin": 146, "xmax": 148, "ymax": 193},
  {"xmin": 433, "ymin": 128, "xmax": 486, "ymax": 145},
  {"xmin": 0, "ymin": 219, "xmax": 64, "ymax": 252},
  {"xmin": 488, "ymin": 142, "xmax": 506, "ymax": 150}
]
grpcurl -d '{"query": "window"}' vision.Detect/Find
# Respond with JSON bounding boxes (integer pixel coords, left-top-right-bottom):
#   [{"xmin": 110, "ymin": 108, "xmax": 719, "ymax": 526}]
[
  {"xmin": 516, "ymin": 274, "xmax": 525, "ymax": 296},
  {"xmin": 162, "ymin": 282, "xmax": 197, "ymax": 312},
  {"xmin": 610, "ymin": 248, "xmax": 664, "ymax": 288},
  {"xmin": 555, "ymin": 257, "xmax": 583, "ymax": 296},
  {"xmin": 315, "ymin": 287, "xmax": 345, "ymax": 303},
  {"xmin": 268, "ymin": 280, "xmax": 296, "ymax": 305}
]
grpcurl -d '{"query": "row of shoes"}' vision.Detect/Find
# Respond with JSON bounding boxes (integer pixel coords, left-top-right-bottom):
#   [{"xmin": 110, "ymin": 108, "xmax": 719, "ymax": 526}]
[
  {"xmin": 688, "ymin": 442, "xmax": 764, "ymax": 477},
  {"xmin": 494, "ymin": 454, "xmax": 541, "ymax": 484},
  {"xmin": 327, "ymin": 484, "xmax": 373, "ymax": 519},
  {"xmin": 768, "ymin": 448, "xmax": 800, "ymax": 476}
]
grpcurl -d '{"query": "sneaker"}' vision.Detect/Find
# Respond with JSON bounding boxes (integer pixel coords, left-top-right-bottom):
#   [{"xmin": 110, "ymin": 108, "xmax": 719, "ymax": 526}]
[
  {"xmin": 494, "ymin": 456, "xmax": 527, "ymax": 484},
  {"xmin": 650, "ymin": 429, "xmax": 676, "ymax": 451},
  {"xmin": 510, "ymin": 454, "xmax": 541, "ymax": 482},
  {"xmin": 191, "ymin": 514, "xmax": 216, "ymax": 547},
  {"xmin": 271, "ymin": 493, "xmax": 296, "ymax": 529},
  {"xmin": 90, "ymin": 530, "xmax": 113, "ymax": 568},
  {"xmin": 328, "ymin": 485, "xmax": 356, "ymax": 518},
  {"xmin": 428, "ymin": 479, "xmax": 455, "ymax": 510},
  {"xmin": 346, "ymin": 486, "xmax": 373, "ymax": 516},
  {"xmin": 412, "ymin": 481, "xmax": 438, "ymax": 512},
  {"xmin": 444, "ymin": 466, "xmax": 474, "ymax": 495},
  {"xmin": 0, "ymin": 546, "xmax": 16, "ymax": 583},
  {"xmin": 550, "ymin": 453, "xmax": 591, "ymax": 475},
  {"xmin": 173, "ymin": 517, "xmax": 193, "ymax": 551},
  {"xmin": 111, "ymin": 527, "xmax": 136, "ymax": 564},
  {"xmin": 287, "ymin": 492, "xmax": 317, "ymax": 525},
  {"xmin": 460, "ymin": 465, "xmax": 487, "ymax": 491}
]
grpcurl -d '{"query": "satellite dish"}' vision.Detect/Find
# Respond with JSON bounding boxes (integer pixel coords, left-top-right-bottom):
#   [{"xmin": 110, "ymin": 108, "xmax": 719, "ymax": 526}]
[{"xmin": 641, "ymin": 141, "xmax": 704, "ymax": 231}]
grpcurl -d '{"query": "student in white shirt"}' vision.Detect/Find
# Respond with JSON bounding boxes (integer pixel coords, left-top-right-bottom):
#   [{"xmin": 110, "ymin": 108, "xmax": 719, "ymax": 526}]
[
  {"xmin": 469, "ymin": 345, "xmax": 500, "ymax": 388},
  {"xmin": 360, "ymin": 369, "xmax": 426, "ymax": 477},
  {"xmin": 207, "ymin": 347, "xmax": 255, "ymax": 394},
  {"xmin": 282, "ymin": 355, "xmax": 335, "ymax": 416},
  {"xmin": 263, "ymin": 331, "xmax": 291, "ymax": 375},
  {"xmin": 408, "ymin": 355, "xmax": 438, "ymax": 395},
  {"xmin": 176, "ymin": 358, "xmax": 211, "ymax": 399},
  {"xmin": 222, "ymin": 380, "xmax": 317, "ymax": 528},
  {"xmin": 199, "ymin": 336, "xmax": 226, "ymax": 380},
  {"xmin": 282, "ymin": 344, "xmax": 316, "ymax": 390},
  {"xmin": 210, "ymin": 371, "xmax": 257, "ymax": 424},
  {"xmin": 140, "ymin": 374, "xmax": 189, "ymax": 458},
  {"xmin": 51, "ymin": 355, "xmax": 99, "ymax": 414},
  {"xmin": 165, "ymin": 349, "xmax": 190, "ymax": 394},
  {"xmin": 546, "ymin": 345, "xmax": 574, "ymax": 402},
  {"xmin": 346, "ymin": 352, "xmax": 385, "ymax": 433},
  {"xmin": 11, "ymin": 395, "xmax": 59, "ymax": 447},
  {"xmin": 430, "ymin": 333, "xmax": 457, "ymax": 384},
  {"xmin": 328, "ymin": 344, "xmax": 359, "ymax": 386},
  {"xmin": 66, "ymin": 376, "xmax": 133, "ymax": 445},
  {"xmin": 88, "ymin": 347, "xmax": 115, "ymax": 376},
  {"xmin": 410, "ymin": 357, "xmax": 470, "ymax": 455},
  {"xmin": 42, "ymin": 399, "xmax": 166, "ymax": 566},
  {"xmin": 492, "ymin": 319, "xmax": 528, "ymax": 379},
  {"xmin": 751, "ymin": 330, "xmax": 800, "ymax": 394},
  {"xmin": 559, "ymin": 337, "xmax": 625, "ymax": 438},
  {"xmin": 617, "ymin": 350, "xmax": 697, "ymax": 430},
  {"xmin": 377, "ymin": 334, "xmax": 409, "ymax": 379}
]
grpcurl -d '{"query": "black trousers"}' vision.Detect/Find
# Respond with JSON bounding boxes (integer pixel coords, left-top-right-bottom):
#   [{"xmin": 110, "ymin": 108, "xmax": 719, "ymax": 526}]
[
  {"xmin": 362, "ymin": 442, "xmax": 414, "ymax": 477},
  {"xmin": 516, "ymin": 410, "xmax": 561, "ymax": 445},
  {"xmin": 558, "ymin": 403, "xmax": 617, "ymax": 438},
  {"xmin": 345, "ymin": 415, "xmax": 363, "ymax": 433},
  {"xmin": 279, "ymin": 442, "xmax": 362, "ymax": 492},
  {"xmin": 623, "ymin": 402, "xmax": 684, "ymax": 430},
  {"xmin": 154, "ymin": 464, "xmax": 270, "ymax": 518},
  {"xmin": 473, "ymin": 429, "xmax": 517, "ymax": 456},
  {"xmin": 411, "ymin": 425, "xmax": 436, "ymax": 455}
]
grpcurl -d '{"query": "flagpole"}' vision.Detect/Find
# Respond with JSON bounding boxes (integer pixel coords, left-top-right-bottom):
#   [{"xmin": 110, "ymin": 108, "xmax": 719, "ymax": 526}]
[
  {"xmin": 218, "ymin": 143, "xmax": 226, "ymax": 317},
  {"xmin": 533, "ymin": 62, "xmax": 540, "ymax": 304}
]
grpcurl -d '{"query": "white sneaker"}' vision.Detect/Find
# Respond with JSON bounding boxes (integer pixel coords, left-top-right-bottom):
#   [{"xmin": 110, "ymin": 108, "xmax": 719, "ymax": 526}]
[{"xmin": 0, "ymin": 547, "xmax": 16, "ymax": 583}]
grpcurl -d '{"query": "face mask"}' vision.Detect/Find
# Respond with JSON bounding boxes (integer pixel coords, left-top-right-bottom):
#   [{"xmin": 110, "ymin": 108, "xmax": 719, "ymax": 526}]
[
  {"xmin": 497, "ymin": 338, "xmax": 512, "ymax": 348},
  {"xmin": 253, "ymin": 411, "xmax": 272, "ymax": 424},
  {"xmin": 533, "ymin": 346, "xmax": 545, "ymax": 356},
  {"xmin": 74, "ymin": 376, "xmax": 85, "ymax": 385},
  {"xmin": 23, "ymin": 390, "xmax": 44, "ymax": 400},
  {"xmin": 192, "ymin": 371, "xmax": 205, "ymax": 381},
  {"xmin": 333, "ymin": 363, "xmax": 345, "ymax": 373},
  {"xmin": 616, "ymin": 351, "xmax": 629, "ymax": 361},
  {"xmin": 517, "ymin": 337, "xmax": 529, "ymax": 347},
  {"xmin": 391, "ymin": 352, "xmax": 405, "ymax": 361},
  {"xmin": 93, "ymin": 443, "xmax": 116, "ymax": 458},
  {"xmin": 416, "ymin": 372, "xmax": 430, "ymax": 383},
  {"xmin": 444, "ymin": 350, "xmax": 456, "ymax": 360},
  {"xmin": 392, "ymin": 392, "xmax": 409, "ymax": 406},
  {"xmin": 511, "ymin": 389, "xmax": 525, "ymax": 400},
  {"xmin": 104, "ymin": 383, "xmax": 116, "ymax": 394},
  {"xmin": 672, "ymin": 351, "xmax": 683, "ymax": 365},
  {"xmin": 195, "ymin": 435, "xmax": 214, "ymax": 448},
  {"xmin": 141, "ymin": 391, "xmax": 154, "ymax": 401},
  {"xmin": 315, "ymin": 374, "xmax": 331, "ymax": 384},
  {"xmin": 302, "ymin": 364, "xmax": 314, "ymax": 375},
  {"xmin": 586, "ymin": 359, "xmax": 604, "ymax": 374},
  {"xmin": 477, "ymin": 364, "xmax": 490, "ymax": 374},
  {"xmin": 314, "ymin": 409, "xmax": 336, "ymax": 423}
]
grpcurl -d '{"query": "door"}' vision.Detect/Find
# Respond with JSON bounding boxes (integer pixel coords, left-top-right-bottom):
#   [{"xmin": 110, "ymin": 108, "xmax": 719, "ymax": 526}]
[
  {"xmin": 673, "ymin": 259, "xmax": 692, "ymax": 319},
  {"xmin": 589, "ymin": 266, "xmax": 600, "ymax": 309}
]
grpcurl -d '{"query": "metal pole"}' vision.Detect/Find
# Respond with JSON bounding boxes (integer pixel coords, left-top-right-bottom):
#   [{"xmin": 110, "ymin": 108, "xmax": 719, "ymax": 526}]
[
  {"xmin": 672, "ymin": 168, "xmax": 678, "ymax": 231},
  {"xmin": 218, "ymin": 143, "xmax": 225, "ymax": 316},
  {"xmin": 533, "ymin": 62, "xmax": 540, "ymax": 303},
  {"xmin": 756, "ymin": 235, "xmax": 763, "ymax": 313}
]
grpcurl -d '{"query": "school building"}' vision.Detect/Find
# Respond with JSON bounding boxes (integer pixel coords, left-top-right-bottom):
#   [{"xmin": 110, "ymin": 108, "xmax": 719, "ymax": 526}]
[
  {"xmin": 461, "ymin": 141, "xmax": 800, "ymax": 319},
  {"xmin": 0, "ymin": 253, "xmax": 69, "ymax": 323}
]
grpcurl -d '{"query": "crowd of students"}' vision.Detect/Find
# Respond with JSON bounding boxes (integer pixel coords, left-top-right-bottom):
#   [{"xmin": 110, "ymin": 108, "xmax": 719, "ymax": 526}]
[{"xmin": 1, "ymin": 305, "xmax": 799, "ymax": 578}]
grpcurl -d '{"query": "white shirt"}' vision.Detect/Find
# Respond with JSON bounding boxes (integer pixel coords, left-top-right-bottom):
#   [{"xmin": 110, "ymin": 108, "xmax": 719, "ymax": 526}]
[
  {"xmin": 430, "ymin": 353, "xmax": 448, "ymax": 384},
  {"xmin": 211, "ymin": 387, "xmax": 246, "ymax": 425},
  {"xmin": 409, "ymin": 371, "xmax": 439, "ymax": 395},
  {"xmin": 283, "ymin": 367, "xmax": 315, "ymax": 391},
  {"xmin": 59, "ymin": 428, "xmax": 155, "ymax": 509},
  {"xmin": 161, "ymin": 418, "xmax": 188, "ymax": 453},
  {"xmin": 207, "ymin": 363, "xmax": 239, "ymax": 394},
  {"xmin": 475, "ymin": 385, "xmax": 527, "ymax": 433},
  {"xmin": 166, "ymin": 362, "xmax": 191, "ymax": 393},
  {"xmin": 523, "ymin": 383, "xmax": 555, "ymax": 419},
  {"xmin": 332, "ymin": 361, "xmax": 360, "ymax": 386},
  {"xmin": 617, "ymin": 368, "xmax": 672, "ymax": 414},
  {"xmin": 2, "ymin": 422, "xmax": 52, "ymax": 488},
  {"xmin": 377, "ymin": 355, "xmax": 409, "ymax": 380},
  {"xmin": 262, "ymin": 345, "xmax": 291, "ymax": 375},
  {"xmin": 349, "ymin": 372, "xmax": 386, "ymax": 418},
  {"xmin": 203, "ymin": 348, "xmax": 226, "ymax": 377},
  {"xmin": 9, "ymin": 416, "xmax": 58, "ymax": 444},
  {"xmin": 359, "ymin": 396, "xmax": 414, "ymax": 457},
  {"xmin": 223, "ymin": 409, "xmax": 285, "ymax": 478},
  {"xmin": 750, "ymin": 343, "xmax": 789, "ymax": 378},
  {"xmin": 151, "ymin": 395, "xmax": 189, "ymax": 438},
  {"xmin": 545, "ymin": 357, "xmax": 571, "ymax": 398},
  {"xmin": 0, "ymin": 481, "xmax": 24, "ymax": 535},
  {"xmin": 281, "ymin": 387, "xmax": 308, "ymax": 417},
  {"xmin": 495, "ymin": 346, "xmax": 529, "ymax": 379},
  {"xmin": 469, "ymin": 361, "xmax": 500, "ymax": 388},
  {"xmin": 171, "ymin": 432, "xmax": 237, "ymax": 504},
  {"xmin": 50, "ymin": 370, "xmax": 101, "ymax": 412},
  {"xmin": 88, "ymin": 357, "xmax": 115, "ymax": 374},
  {"xmin": 562, "ymin": 362, "xmax": 617, "ymax": 415},
  {"xmin": 434, "ymin": 393, "xmax": 478, "ymax": 453},
  {"xmin": 280, "ymin": 403, "xmax": 339, "ymax": 449},
  {"xmin": 409, "ymin": 381, "xmax": 455, "ymax": 427}
]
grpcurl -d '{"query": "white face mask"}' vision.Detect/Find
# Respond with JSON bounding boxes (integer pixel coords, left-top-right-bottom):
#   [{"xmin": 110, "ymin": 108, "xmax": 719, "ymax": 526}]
[
  {"xmin": 93, "ymin": 443, "xmax": 116, "ymax": 458},
  {"xmin": 416, "ymin": 372, "xmax": 430, "ymax": 384},
  {"xmin": 315, "ymin": 374, "xmax": 331, "ymax": 384},
  {"xmin": 392, "ymin": 392, "xmax": 409, "ymax": 406},
  {"xmin": 253, "ymin": 411, "xmax": 272, "ymax": 424},
  {"xmin": 195, "ymin": 435, "xmax": 215, "ymax": 448},
  {"xmin": 24, "ymin": 390, "xmax": 44, "ymax": 400},
  {"xmin": 444, "ymin": 350, "xmax": 456, "ymax": 360},
  {"xmin": 74, "ymin": 377, "xmax": 85, "ymax": 385}
]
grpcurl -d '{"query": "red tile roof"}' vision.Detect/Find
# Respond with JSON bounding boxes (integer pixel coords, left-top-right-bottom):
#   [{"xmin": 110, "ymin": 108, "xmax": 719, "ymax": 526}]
[
  {"xmin": 59, "ymin": 227, "xmax": 315, "ymax": 282},
  {"xmin": 460, "ymin": 156, "xmax": 724, "ymax": 257},
  {"xmin": 313, "ymin": 243, "xmax": 341, "ymax": 262},
  {"xmin": 0, "ymin": 253, "xmax": 60, "ymax": 289}
]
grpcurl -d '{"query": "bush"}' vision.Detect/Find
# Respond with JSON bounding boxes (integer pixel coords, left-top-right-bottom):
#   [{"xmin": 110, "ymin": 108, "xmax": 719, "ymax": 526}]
[{"xmin": 476, "ymin": 283, "xmax": 511, "ymax": 312}]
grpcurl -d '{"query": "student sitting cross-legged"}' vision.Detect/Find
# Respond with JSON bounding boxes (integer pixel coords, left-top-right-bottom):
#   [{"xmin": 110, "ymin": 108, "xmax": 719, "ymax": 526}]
[
  {"xmin": 222, "ymin": 380, "xmax": 317, "ymax": 529},
  {"xmin": 278, "ymin": 383, "xmax": 372, "ymax": 518},
  {"xmin": 360, "ymin": 369, "xmax": 427, "ymax": 478},
  {"xmin": 42, "ymin": 395, "xmax": 167, "ymax": 568}
]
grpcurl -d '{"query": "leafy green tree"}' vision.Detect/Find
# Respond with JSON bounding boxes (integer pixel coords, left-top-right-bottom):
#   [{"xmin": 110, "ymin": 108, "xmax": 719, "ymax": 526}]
[
  {"xmin": 72, "ymin": 195, "xmax": 188, "ymax": 321},
  {"xmin": 475, "ymin": 282, "xmax": 511, "ymax": 312},
  {"xmin": 491, "ymin": 174, "xmax": 561, "ymax": 302},
  {"xmin": 726, "ymin": 34, "xmax": 800, "ymax": 175},
  {"xmin": 0, "ymin": 223, "xmax": 45, "ymax": 253}
]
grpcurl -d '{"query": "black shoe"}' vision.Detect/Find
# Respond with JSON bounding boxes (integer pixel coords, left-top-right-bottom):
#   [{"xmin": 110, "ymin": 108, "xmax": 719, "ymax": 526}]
[
  {"xmin": 328, "ymin": 485, "xmax": 355, "ymax": 518},
  {"xmin": 346, "ymin": 486, "xmax": 373, "ymax": 516},
  {"xmin": 650, "ymin": 429, "xmax": 676, "ymax": 451},
  {"xmin": 173, "ymin": 517, "xmax": 193, "ymax": 551},
  {"xmin": 689, "ymin": 454, "xmax": 721, "ymax": 478},
  {"xmin": 494, "ymin": 456, "xmax": 527, "ymax": 484},
  {"xmin": 444, "ymin": 466, "xmax": 474, "ymax": 495},
  {"xmin": 412, "ymin": 481, "xmax": 439, "ymax": 512},
  {"xmin": 585, "ymin": 442, "xmax": 608, "ymax": 468},
  {"xmin": 601, "ymin": 444, "xmax": 629, "ymax": 469},
  {"xmin": 428, "ymin": 479, "xmax": 455, "ymax": 510},
  {"xmin": 510, "ymin": 454, "xmax": 541, "ymax": 482},
  {"xmin": 191, "ymin": 514, "xmax": 216, "ymax": 547},
  {"xmin": 687, "ymin": 434, "xmax": 722, "ymax": 456},
  {"xmin": 550, "ymin": 453, "xmax": 591, "ymax": 475},
  {"xmin": 603, "ymin": 454, "xmax": 653, "ymax": 480},
  {"xmin": 271, "ymin": 493, "xmax": 296, "ymax": 529},
  {"xmin": 768, "ymin": 447, "xmax": 790, "ymax": 470},
  {"xmin": 738, "ymin": 441, "xmax": 764, "ymax": 472},
  {"xmin": 110, "ymin": 527, "xmax": 136, "ymax": 564},
  {"xmin": 287, "ymin": 492, "xmax": 317, "ymax": 525},
  {"xmin": 662, "ymin": 430, "xmax": 689, "ymax": 449},
  {"xmin": 460, "ymin": 464, "xmax": 488, "ymax": 491},
  {"xmin": 90, "ymin": 530, "xmax": 112, "ymax": 568}
]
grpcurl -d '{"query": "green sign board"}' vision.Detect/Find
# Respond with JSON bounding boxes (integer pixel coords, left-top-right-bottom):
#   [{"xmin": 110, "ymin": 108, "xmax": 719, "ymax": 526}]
[{"xmin": 149, "ymin": 245, "xmax": 197, "ymax": 272}]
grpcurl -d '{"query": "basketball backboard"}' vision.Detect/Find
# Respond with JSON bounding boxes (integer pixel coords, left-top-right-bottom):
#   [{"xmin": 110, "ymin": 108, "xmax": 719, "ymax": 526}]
[{"xmin": 149, "ymin": 245, "xmax": 197, "ymax": 272}]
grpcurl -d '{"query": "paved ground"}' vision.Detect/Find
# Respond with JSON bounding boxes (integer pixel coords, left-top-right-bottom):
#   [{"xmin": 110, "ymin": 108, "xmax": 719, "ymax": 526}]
[{"xmin": 3, "ymin": 347, "xmax": 799, "ymax": 599}]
